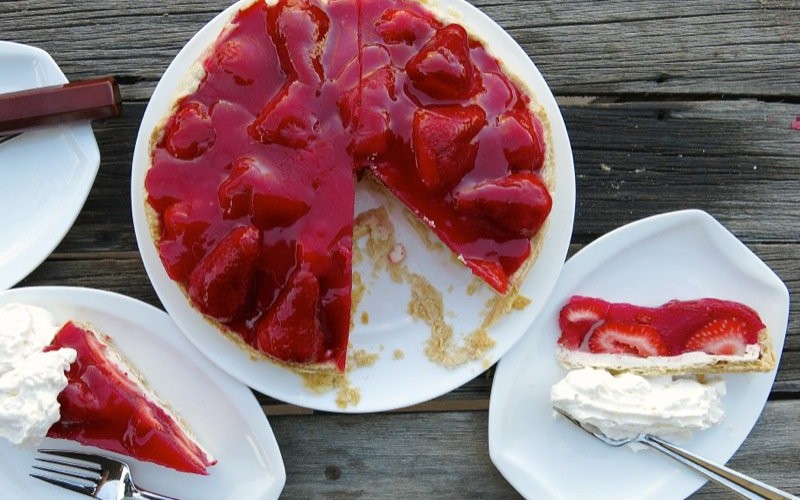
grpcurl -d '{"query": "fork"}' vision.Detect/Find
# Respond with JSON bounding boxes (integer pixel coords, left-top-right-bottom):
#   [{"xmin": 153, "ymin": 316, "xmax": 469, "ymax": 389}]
[
  {"xmin": 554, "ymin": 407, "xmax": 799, "ymax": 500},
  {"xmin": 31, "ymin": 449, "xmax": 178, "ymax": 500}
]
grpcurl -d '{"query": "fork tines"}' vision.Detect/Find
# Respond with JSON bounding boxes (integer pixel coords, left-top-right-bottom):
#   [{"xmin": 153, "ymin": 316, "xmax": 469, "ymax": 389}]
[{"xmin": 30, "ymin": 449, "xmax": 103, "ymax": 496}]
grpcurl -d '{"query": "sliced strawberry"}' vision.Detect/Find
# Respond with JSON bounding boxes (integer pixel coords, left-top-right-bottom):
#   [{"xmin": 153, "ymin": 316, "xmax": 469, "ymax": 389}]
[
  {"xmin": 405, "ymin": 24, "xmax": 476, "ymax": 100},
  {"xmin": 588, "ymin": 322, "xmax": 670, "ymax": 357},
  {"xmin": 412, "ymin": 104, "xmax": 485, "ymax": 191},
  {"xmin": 497, "ymin": 109, "xmax": 546, "ymax": 172},
  {"xmin": 250, "ymin": 82, "xmax": 318, "ymax": 148},
  {"xmin": 187, "ymin": 226, "xmax": 260, "ymax": 322},
  {"xmin": 255, "ymin": 266, "xmax": 326, "ymax": 364},
  {"xmin": 453, "ymin": 172, "xmax": 552, "ymax": 238},
  {"xmin": 375, "ymin": 8, "xmax": 436, "ymax": 45},
  {"xmin": 683, "ymin": 317, "xmax": 749, "ymax": 355},
  {"xmin": 218, "ymin": 157, "xmax": 310, "ymax": 228},
  {"xmin": 162, "ymin": 101, "xmax": 216, "ymax": 160},
  {"xmin": 558, "ymin": 296, "xmax": 610, "ymax": 349}
]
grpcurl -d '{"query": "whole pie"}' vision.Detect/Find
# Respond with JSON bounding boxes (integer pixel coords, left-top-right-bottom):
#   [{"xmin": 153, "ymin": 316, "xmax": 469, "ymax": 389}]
[{"xmin": 145, "ymin": 0, "xmax": 554, "ymax": 371}]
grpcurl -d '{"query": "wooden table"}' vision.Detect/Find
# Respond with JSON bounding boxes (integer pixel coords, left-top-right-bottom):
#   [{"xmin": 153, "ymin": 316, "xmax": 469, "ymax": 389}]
[{"xmin": 3, "ymin": 0, "xmax": 799, "ymax": 498}]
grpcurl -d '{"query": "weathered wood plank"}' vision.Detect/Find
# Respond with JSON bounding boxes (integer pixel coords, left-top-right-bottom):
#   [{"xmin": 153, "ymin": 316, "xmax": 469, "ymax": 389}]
[
  {"xmin": 0, "ymin": 1, "xmax": 798, "ymax": 99},
  {"xmin": 266, "ymin": 399, "xmax": 800, "ymax": 499}
]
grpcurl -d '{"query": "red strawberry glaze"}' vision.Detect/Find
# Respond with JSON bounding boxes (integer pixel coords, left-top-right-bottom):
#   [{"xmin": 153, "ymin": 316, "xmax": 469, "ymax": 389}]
[
  {"xmin": 45, "ymin": 322, "xmax": 214, "ymax": 475},
  {"xmin": 145, "ymin": 0, "xmax": 552, "ymax": 370},
  {"xmin": 558, "ymin": 296, "xmax": 766, "ymax": 356}
]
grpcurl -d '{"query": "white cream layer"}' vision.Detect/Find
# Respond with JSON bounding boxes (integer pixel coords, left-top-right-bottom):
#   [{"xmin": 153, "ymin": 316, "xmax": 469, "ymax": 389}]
[
  {"xmin": 556, "ymin": 344, "xmax": 760, "ymax": 372},
  {"xmin": 551, "ymin": 367, "xmax": 725, "ymax": 442}
]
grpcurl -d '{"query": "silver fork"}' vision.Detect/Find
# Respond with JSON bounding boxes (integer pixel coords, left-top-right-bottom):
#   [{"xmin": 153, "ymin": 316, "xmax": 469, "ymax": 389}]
[
  {"xmin": 554, "ymin": 407, "xmax": 799, "ymax": 500},
  {"xmin": 31, "ymin": 449, "xmax": 179, "ymax": 500}
]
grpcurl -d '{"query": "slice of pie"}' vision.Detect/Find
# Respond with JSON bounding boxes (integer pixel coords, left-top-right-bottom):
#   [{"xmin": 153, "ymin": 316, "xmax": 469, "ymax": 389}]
[
  {"xmin": 45, "ymin": 321, "xmax": 215, "ymax": 475},
  {"xmin": 144, "ymin": 0, "xmax": 554, "ymax": 371},
  {"xmin": 555, "ymin": 295, "xmax": 775, "ymax": 375}
]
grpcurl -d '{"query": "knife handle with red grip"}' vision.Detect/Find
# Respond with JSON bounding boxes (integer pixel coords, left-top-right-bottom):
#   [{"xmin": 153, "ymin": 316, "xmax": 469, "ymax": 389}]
[{"xmin": 0, "ymin": 76, "xmax": 122, "ymax": 134}]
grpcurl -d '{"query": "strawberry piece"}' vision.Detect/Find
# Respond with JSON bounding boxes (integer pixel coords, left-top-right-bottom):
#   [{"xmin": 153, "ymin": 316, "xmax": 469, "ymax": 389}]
[
  {"xmin": 453, "ymin": 172, "xmax": 552, "ymax": 238},
  {"xmin": 406, "ymin": 24, "xmax": 476, "ymax": 100},
  {"xmin": 187, "ymin": 226, "xmax": 260, "ymax": 322},
  {"xmin": 683, "ymin": 317, "xmax": 749, "ymax": 355},
  {"xmin": 162, "ymin": 101, "xmax": 216, "ymax": 160},
  {"xmin": 250, "ymin": 82, "xmax": 319, "ymax": 148},
  {"xmin": 255, "ymin": 266, "xmax": 326, "ymax": 364},
  {"xmin": 497, "ymin": 110, "xmax": 546, "ymax": 172},
  {"xmin": 267, "ymin": 0, "xmax": 330, "ymax": 83},
  {"xmin": 375, "ymin": 8, "xmax": 436, "ymax": 45},
  {"xmin": 558, "ymin": 296, "xmax": 610, "ymax": 349},
  {"xmin": 218, "ymin": 157, "xmax": 310, "ymax": 228},
  {"xmin": 588, "ymin": 322, "xmax": 670, "ymax": 357},
  {"xmin": 412, "ymin": 105, "xmax": 486, "ymax": 191},
  {"xmin": 338, "ymin": 67, "xmax": 397, "ymax": 160},
  {"xmin": 207, "ymin": 37, "xmax": 261, "ymax": 86},
  {"xmin": 157, "ymin": 202, "xmax": 211, "ymax": 281}
]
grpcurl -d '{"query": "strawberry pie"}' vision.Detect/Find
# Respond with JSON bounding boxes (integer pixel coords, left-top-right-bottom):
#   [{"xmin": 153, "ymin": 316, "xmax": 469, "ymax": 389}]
[
  {"xmin": 145, "ymin": 0, "xmax": 554, "ymax": 371},
  {"xmin": 556, "ymin": 296, "xmax": 774, "ymax": 375},
  {"xmin": 46, "ymin": 322, "xmax": 215, "ymax": 475}
]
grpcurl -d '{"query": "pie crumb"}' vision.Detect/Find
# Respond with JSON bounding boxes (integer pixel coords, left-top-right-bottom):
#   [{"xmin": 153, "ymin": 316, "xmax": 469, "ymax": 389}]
[
  {"xmin": 360, "ymin": 311, "xmax": 369, "ymax": 325},
  {"xmin": 393, "ymin": 349, "xmax": 405, "ymax": 360}
]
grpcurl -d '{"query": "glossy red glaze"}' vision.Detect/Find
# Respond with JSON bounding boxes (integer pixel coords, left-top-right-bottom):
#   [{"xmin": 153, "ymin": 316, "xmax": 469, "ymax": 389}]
[
  {"xmin": 45, "ymin": 322, "xmax": 214, "ymax": 475},
  {"xmin": 145, "ymin": 0, "xmax": 551, "ymax": 369},
  {"xmin": 558, "ymin": 296, "xmax": 766, "ymax": 356}
]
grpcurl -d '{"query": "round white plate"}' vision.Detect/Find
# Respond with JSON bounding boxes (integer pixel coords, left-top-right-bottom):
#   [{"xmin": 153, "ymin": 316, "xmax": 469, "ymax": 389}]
[
  {"xmin": 131, "ymin": 0, "xmax": 575, "ymax": 412},
  {"xmin": 0, "ymin": 287, "xmax": 285, "ymax": 500},
  {"xmin": 488, "ymin": 210, "xmax": 789, "ymax": 500},
  {"xmin": 0, "ymin": 42, "xmax": 100, "ymax": 291}
]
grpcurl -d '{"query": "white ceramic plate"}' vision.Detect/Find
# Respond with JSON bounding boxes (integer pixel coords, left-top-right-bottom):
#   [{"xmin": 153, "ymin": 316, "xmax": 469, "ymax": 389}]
[
  {"xmin": 0, "ymin": 42, "xmax": 100, "ymax": 291},
  {"xmin": 488, "ymin": 210, "xmax": 789, "ymax": 500},
  {"xmin": 0, "ymin": 287, "xmax": 285, "ymax": 500},
  {"xmin": 131, "ymin": 0, "xmax": 575, "ymax": 412}
]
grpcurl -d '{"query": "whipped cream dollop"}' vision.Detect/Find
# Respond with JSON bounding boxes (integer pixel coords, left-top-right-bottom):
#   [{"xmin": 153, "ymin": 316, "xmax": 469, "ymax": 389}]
[
  {"xmin": 551, "ymin": 367, "xmax": 725, "ymax": 442},
  {"xmin": 0, "ymin": 303, "xmax": 75, "ymax": 447}
]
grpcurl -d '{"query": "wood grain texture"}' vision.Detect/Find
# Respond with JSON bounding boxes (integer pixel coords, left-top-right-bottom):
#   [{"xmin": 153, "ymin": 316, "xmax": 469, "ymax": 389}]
[
  {"xmin": 0, "ymin": 1, "xmax": 798, "ymax": 99},
  {"xmin": 2, "ymin": 0, "xmax": 799, "ymax": 498},
  {"xmin": 267, "ymin": 400, "xmax": 800, "ymax": 499}
]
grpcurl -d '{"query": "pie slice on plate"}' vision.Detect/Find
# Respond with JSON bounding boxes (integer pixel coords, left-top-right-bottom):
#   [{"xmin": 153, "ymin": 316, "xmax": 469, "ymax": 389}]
[{"xmin": 46, "ymin": 322, "xmax": 215, "ymax": 475}]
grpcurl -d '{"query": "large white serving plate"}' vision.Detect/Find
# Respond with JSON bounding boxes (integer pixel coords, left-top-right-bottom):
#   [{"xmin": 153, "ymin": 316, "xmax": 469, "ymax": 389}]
[
  {"xmin": 0, "ymin": 287, "xmax": 285, "ymax": 500},
  {"xmin": 131, "ymin": 0, "xmax": 575, "ymax": 412},
  {"xmin": 0, "ymin": 42, "xmax": 100, "ymax": 291},
  {"xmin": 488, "ymin": 210, "xmax": 789, "ymax": 499}
]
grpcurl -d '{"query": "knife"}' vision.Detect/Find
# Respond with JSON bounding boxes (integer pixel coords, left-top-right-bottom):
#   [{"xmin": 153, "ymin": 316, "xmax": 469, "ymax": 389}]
[{"xmin": 0, "ymin": 76, "xmax": 122, "ymax": 141}]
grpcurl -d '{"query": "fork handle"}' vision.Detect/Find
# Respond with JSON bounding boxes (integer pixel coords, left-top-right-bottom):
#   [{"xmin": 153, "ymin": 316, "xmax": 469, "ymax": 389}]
[{"xmin": 641, "ymin": 434, "xmax": 799, "ymax": 500}]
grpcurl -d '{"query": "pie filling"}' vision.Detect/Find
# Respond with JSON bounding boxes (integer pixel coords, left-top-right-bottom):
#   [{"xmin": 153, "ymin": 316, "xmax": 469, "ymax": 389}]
[
  {"xmin": 557, "ymin": 296, "xmax": 766, "ymax": 358},
  {"xmin": 145, "ymin": 0, "xmax": 552, "ymax": 370},
  {"xmin": 45, "ymin": 322, "xmax": 215, "ymax": 475}
]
